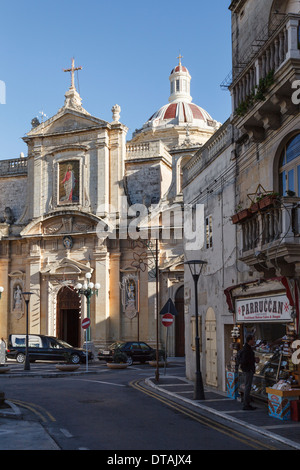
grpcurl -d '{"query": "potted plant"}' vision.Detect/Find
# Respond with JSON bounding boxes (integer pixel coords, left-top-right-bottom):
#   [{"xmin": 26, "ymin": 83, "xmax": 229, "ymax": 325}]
[
  {"xmin": 148, "ymin": 350, "xmax": 166, "ymax": 367},
  {"xmin": 250, "ymin": 200, "xmax": 260, "ymax": 213},
  {"xmin": 231, "ymin": 208, "xmax": 252, "ymax": 224},
  {"xmin": 55, "ymin": 352, "xmax": 81, "ymax": 372},
  {"xmin": 231, "ymin": 213, "xmax": 240, "ymax": 224},
  {"xmin": 107, "ymin": 348, "xmax": 129, "ymax": 369},
  {"xmin": 258, "ymin": 192, "xmax": 279, "ymax": 210}
]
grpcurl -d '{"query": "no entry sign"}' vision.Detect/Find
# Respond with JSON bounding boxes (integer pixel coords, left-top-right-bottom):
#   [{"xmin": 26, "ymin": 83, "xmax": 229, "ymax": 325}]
[
  {"xmin": 161, "ymin": 313, "xmax": 174, "ymax": 327},
  {"xmin": 82, "ymin": 318, "xmax": 91, "ymax": 330}
]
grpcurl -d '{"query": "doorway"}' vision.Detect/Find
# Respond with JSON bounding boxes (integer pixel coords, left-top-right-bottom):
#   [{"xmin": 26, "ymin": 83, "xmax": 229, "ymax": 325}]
[
  {"xmin": 175, "ymin": 285, "xmax": 185, "ymax": 357},
  {"xmin": 205, "ymin": 307, "xmax": 218, "ymax": 387},
  {"xmin": 57, "ymin": 286, "xmax": 80, "ymax": 347}
]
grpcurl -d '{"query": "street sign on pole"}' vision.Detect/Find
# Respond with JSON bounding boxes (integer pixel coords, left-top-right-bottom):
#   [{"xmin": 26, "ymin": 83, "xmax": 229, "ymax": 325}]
[
  {"xmin": 160, "ymin": 298, "xmax": 178, "ymax": 316},
  {"xmin": 81, "ymin": 318, "xmax": 91, "ymax": 372},
  {"xmin": 161, "ymin": 313, "xmax": 174, "ymax": 327},
  {"xmin": 82, "ymin": 318, "xmax": 91, "ymax": 330}
]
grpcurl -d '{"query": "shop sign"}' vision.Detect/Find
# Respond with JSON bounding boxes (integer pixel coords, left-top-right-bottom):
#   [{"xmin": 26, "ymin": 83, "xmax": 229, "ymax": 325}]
[{"xmin": 236, "ymin": 294, "xmax": 292, "ymax": 322}]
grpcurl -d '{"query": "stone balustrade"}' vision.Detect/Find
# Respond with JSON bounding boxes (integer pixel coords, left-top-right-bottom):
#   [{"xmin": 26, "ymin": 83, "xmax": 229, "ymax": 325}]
[
  {"xmin": 0, "ymin": 157, "xmax": 28, "ymax": 176},
  {"xmin": 241, "ymin": 197, "xmax": 300, "ymax": 254},
  {"xmin": 231, "ymin": 14, "xmax": 300, "ymax": 114}
]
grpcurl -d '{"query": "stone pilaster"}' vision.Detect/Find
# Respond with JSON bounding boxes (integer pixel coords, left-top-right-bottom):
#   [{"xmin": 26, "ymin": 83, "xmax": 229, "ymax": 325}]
[{"xmin": 0, "ymin": 254, "xmax": 10, "ymax": 341}]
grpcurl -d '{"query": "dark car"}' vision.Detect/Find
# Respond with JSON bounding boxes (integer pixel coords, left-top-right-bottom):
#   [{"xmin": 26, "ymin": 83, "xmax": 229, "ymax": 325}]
[
  {"xmin": 6, "ymin": 334, "xmax": 93, "ymax": 364},
  {"xmin": 97, "ymin": 341, "xmax": 165, "ymax": 366}
]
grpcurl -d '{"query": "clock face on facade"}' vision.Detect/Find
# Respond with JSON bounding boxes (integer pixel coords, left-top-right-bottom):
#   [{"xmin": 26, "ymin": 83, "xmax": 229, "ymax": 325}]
[{"xmin": 63, "ymin": 235, "xmax": 73, "ymax": 249}]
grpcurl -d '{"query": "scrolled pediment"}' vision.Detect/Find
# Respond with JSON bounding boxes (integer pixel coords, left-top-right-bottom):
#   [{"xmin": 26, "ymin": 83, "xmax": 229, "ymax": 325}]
[
  {"xmin": 41, "ymin": 257, "xmax": 92, "ymax": 276},
  {"xmin": 20, "ymin": 211, "xmax": 105, "ymax": 237}
]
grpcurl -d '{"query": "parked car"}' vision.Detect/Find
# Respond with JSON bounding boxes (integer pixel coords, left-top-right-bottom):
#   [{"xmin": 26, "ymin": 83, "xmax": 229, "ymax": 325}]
[
  {"xmin": 97, "ymin": 341, "xmax": 165, "ymax": 366},
  {"xmin": 6, "ymin": 334, "xmax": 93, "ymax": 364}
]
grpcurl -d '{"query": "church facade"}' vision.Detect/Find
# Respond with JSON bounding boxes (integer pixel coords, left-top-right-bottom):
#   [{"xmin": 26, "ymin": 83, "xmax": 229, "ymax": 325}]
[{"xmin": 0, "ymin": 58, "xmax": 220, "ymax": 357}]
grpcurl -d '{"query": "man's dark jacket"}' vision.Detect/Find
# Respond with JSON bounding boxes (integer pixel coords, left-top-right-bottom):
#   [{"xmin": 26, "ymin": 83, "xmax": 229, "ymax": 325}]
[{"xmin": 240, "ymin": 343, "xmax": 255, "ymax": 373}]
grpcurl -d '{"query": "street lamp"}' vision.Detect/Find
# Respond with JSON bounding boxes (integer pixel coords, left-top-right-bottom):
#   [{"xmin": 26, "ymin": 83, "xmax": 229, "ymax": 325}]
[
  {"xmin": 22, "ymin": 292, "xmax": 33, "ymax": 371},
  {"xmin": 75, "ymin": 272, "xmax": 100, "ymax": 343},
  {"xmin": 184, "ymin": 259, "xmax": 207, "ymax": 400}
]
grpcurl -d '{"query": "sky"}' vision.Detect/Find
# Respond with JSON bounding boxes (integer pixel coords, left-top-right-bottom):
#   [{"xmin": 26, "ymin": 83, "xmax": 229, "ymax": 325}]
[{"xmin": 0, "ymin": 0, "xmax": 232, "ymax": 160}]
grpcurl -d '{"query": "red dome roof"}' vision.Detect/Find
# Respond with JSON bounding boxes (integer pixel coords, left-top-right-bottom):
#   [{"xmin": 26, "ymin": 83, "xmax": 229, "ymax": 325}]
[
  {"xmin": 149, "ymin": 102, "xmax": 209, "ymax": 124},
  {"xmin": 170, "ymin": 65, "xmax": 188, "ymax": 74}
]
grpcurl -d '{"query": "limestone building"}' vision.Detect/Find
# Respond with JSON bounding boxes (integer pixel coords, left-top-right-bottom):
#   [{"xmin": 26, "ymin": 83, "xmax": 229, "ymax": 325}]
[
  {"xmin": 0, "ymin": 57, "xmax": 220, "ymax": 358},
  {"xmin": 183, "ymin": 0, "xmax": 300, "ymax": 395}
]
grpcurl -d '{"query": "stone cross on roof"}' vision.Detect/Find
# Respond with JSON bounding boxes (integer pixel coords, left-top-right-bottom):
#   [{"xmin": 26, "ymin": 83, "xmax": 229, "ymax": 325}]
[{"xmin": 63, "ymin": 58, "xmax": 82, "ymax": 90}]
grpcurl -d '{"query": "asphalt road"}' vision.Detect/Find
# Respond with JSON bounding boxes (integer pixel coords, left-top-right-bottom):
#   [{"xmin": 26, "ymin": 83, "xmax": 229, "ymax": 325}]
[{"xmin": 0, "ymin": 361, "xmax": 291, "ymax": 453}]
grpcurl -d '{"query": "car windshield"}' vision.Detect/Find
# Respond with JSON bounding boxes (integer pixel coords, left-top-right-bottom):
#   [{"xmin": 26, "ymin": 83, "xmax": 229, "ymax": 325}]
[
  {"xmin": 109, "ymin": 342, "xmax": 125, "ymax": 350},
  {"xmin": 55, "ymin": 339, "xmax": 74, "ymax": 348}
]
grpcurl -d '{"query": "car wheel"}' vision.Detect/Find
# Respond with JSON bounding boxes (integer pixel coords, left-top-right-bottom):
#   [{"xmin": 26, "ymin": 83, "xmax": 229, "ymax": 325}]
[
  {"xmin": 16, "ymin": 353, "xmax": 25, "ymax": 364},
  {"xmin": 71, "ymin": 354, "xmax": 80, "ymax": 364},
  {"xmin": 126, "ymin": 356, "xmax": 133, "ymax": 366}
]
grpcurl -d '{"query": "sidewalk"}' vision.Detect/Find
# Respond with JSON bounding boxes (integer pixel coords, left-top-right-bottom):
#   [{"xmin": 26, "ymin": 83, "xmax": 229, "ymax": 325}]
[
  {"xmin": 146, "ymin": 373, "xmax": 300, "ymax": 450},
  {"xmin": 0, "ymin": 401, "xmax": 60, "ymax": 450}
]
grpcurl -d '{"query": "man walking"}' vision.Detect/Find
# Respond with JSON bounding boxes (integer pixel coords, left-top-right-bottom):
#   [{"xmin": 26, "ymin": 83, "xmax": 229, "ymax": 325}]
[{"xmin": 240, "ymin": 334, "xmax": 258, "ymax": 410}]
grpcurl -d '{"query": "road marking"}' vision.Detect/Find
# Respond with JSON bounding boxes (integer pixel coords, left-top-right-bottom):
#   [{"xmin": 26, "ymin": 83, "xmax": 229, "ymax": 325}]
[
  {"xmin": 10, "ymin": 399, "xmax": 56, "ymax": 423},
  {"xmin": 60, "ymin": 428, "xmax": 73, "ymax": 438},
  {"xmin": 130, "ymin": 380, "xmax": 277, "ymax": 451},
  {"xmin": 67, "ymin": 378, "xmax": 126, "ymax": 387},
  {"xmin": 0, "ymin": 429, "xmax": 14, "ymax": 436}
]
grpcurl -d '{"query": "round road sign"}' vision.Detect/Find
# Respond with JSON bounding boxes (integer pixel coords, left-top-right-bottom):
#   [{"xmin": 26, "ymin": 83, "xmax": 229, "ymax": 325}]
[
  {"xmin": 162, "ymin": 313, "xmax": 174, "ymax": 327},
  {"xmin": 82, "ymin": 318, "xmax": 91, "ymax": 329}
]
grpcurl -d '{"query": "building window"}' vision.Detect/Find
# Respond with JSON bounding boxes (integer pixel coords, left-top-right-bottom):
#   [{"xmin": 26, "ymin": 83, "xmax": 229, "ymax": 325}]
[
  {"xmin": 176, "ymin": 80, "xmax": 180, "ymax": 92},
  {"xmin": 279, "ymin": 134, "xmax": 300, "ymax": 196},
  {"xmin": 206, "ymin": 215, "xmax": 213, "ymax": 249}
]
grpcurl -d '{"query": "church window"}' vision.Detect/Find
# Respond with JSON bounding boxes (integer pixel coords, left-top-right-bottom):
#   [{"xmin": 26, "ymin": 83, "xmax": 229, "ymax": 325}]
[
  {"xmin": 279, "ymin": 133, "xmax": 300, "ymax": 196},
  {"xmin": 176, "ymin": 80, "xmax": 180, "ymax": 92}
]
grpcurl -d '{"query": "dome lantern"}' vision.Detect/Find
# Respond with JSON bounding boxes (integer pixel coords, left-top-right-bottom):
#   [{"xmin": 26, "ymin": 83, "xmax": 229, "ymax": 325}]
[{"xmin": 169, "ymin": 54, "xmax": 192, "ymax": 104}]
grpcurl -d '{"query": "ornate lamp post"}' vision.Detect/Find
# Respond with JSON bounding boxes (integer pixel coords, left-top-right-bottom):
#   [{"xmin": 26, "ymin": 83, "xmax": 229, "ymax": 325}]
[
  {"xmin": 75, "ymin": 273, "xmax": 100, "ymax": 343},
  {"xmin": 184, "ymin": 259, "xmax": 207, "ymax": 400},
  {"xmin": 22, "ymin": 292, "xmax": 33, "ymax": 371}
]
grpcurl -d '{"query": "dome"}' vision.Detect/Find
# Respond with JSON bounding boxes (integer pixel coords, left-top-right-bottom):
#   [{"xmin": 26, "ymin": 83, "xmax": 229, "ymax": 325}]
[
  {"xmin": 145, "ymin": 101, "xmax": 216, "ymax": 129},
  {"xmin": 137, "ymin": 58, "xmax": 220, "ymax": 134}
]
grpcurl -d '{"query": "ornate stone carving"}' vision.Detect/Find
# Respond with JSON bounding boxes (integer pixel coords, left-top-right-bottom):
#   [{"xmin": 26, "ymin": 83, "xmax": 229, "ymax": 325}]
[
  {"xmin": 112, "ymin": 104, "xmax": 121, "ymax": 122},
  {"xmin": 121, "ymin": 273, "xmax": 138, "ymax": 319}
]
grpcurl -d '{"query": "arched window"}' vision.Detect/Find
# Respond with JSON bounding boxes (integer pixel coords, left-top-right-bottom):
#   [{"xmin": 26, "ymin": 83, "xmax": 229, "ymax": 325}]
[{"xmin": 279, "ymin": 133, "xmax": 300, "ymax": 196}]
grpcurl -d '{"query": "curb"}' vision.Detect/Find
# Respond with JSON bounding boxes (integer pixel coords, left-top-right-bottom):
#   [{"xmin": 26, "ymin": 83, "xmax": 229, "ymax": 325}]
[
  {"xmin": 0, "ymin": 400, "xmax": 22, "ymax": 419},
  {"xmin": 145, "ymin": 377, "xmax": 300, "ymax": 451}
]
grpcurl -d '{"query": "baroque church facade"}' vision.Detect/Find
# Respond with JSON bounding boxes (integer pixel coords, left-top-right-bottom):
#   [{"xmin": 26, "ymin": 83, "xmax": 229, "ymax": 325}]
[{"xmin": 0, "ymin": 57, "xmax": 220, "ymax": 357}]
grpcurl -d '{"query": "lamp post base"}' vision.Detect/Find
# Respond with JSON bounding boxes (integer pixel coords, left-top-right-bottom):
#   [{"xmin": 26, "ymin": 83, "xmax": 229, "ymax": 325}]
[
  {"xmin": 24, "ymin": 356, "xmax": 30, "ymax": 371},
  {"xmin": 194, "ymin": 371, "xmax": 205, "ymax": 400}
]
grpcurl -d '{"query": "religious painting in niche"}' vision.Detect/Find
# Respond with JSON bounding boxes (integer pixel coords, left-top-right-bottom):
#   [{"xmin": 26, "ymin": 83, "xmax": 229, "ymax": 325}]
[{"xmin": 59, "ymin": 161, "xmax": 79, "ymax": 204}]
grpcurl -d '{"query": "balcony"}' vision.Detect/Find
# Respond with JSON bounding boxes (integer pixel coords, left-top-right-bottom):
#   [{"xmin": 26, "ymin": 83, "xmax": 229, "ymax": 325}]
[
  {"xmin": 0, "ymin": 157, "xmax": 28, "ymax": 177},
  {"xmin": 230, "ymin": 14, "xmax": 300, "ymax": 140},
  {"xmin": 238, "ymin": 197, "xmax": 300, "ymax": 275}
]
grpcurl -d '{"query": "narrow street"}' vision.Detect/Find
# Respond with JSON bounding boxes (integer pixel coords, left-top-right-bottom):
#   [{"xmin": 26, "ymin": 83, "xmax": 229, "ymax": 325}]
[{"xmin": 0, "ymin": 360, "xmax": 295, "ymax": 452}]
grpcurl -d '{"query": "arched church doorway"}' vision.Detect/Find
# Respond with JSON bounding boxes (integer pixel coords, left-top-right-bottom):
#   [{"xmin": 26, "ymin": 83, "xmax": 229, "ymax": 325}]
[
  {"xmin": 175, "ymin": 285, "xmax": 185, "ymax": 357},
  {"xmin": 57, "ymin": 286, "xmax": 80, "ymax": 347}
]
